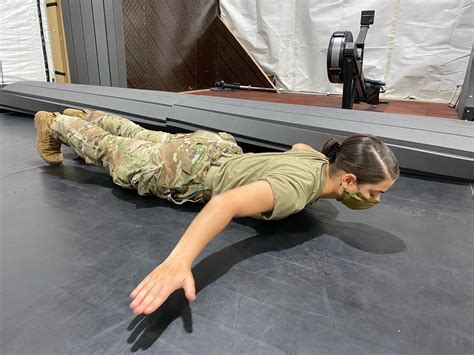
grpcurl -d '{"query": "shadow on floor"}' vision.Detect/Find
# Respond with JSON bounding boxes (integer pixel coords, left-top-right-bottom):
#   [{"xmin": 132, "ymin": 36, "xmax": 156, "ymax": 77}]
[{"xmin": 125, "ymin": 206, "xmax": 405, "ymax": 351}]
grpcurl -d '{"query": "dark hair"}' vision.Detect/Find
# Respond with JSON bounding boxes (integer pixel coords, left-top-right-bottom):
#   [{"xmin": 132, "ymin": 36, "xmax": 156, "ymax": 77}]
[{"xmin": 322, "ymin": 134, "xmax": 399, "ymax": 184}]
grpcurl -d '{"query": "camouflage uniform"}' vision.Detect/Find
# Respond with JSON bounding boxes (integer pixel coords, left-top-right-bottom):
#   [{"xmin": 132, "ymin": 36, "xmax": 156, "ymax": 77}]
[{"xmin": 51, "ymin": 110, "xmax": 243, "ymax": 204}]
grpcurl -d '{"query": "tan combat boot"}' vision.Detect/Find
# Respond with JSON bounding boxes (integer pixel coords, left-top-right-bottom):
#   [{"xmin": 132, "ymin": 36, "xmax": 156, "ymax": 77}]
[
  {"xmin": 34, "ymin": 111, "xmax": 63, "ymax": 164},
  {"xmin": 63, "ymin": 108, "xmax": 90, "ymax": 120}
]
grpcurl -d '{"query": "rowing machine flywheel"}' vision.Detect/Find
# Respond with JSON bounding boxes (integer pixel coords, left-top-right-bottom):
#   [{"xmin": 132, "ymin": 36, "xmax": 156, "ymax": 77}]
[{"xmin": 327, "ymin": 31, "xmax": 353, "ymax": 84}]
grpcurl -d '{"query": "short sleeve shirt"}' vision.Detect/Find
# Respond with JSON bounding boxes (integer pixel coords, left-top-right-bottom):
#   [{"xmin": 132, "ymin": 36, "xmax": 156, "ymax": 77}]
[{"xmin": 204, "ymin": 148, "xmax": 328, "ymax": 220}]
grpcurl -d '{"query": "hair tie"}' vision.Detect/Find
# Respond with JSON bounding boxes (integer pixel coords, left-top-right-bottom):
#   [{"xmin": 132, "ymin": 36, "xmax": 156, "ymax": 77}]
[{"xmin": 327, "ymin": 142, "xmax": 341, "ymax": 162}]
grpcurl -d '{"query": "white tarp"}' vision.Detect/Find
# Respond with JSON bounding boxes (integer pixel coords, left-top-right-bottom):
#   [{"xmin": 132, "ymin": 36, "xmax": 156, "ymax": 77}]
[
  {"xmin": 0, "ymin": 0, "xmax": 54, "ymax": 84},
  {"xmin": 220, "ymin": 0, "xmax": 473, "ymax": 102}
]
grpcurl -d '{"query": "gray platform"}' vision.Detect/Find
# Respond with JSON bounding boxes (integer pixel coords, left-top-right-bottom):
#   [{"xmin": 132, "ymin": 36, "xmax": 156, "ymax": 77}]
[
  {"xmin": 1, "ymin": 112, "xmax": 473, "ymax": 354},
  {"xmin": 1, "ymin": 81, "xmax": 473, "ymax": 180}
]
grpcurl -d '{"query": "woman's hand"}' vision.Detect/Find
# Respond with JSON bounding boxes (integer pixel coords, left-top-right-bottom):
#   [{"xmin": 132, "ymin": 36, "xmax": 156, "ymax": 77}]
[
  {"xmin": 129, "ymin": 257, "xmax": 196, "ymax": 315},
  {"xmin": 129, "ymin": 180, "xmax": 274, "ymax": 315}
]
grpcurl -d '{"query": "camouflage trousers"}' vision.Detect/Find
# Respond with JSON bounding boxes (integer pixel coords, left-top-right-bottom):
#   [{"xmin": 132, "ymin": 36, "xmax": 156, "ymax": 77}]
[{"xmin": 50, "ymin": 110, "xmax": 243, "ymax": 204}]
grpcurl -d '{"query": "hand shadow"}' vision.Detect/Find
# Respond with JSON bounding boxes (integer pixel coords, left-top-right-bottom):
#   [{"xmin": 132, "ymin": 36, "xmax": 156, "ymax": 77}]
[{"xmin": 126, "ymin": 202, "xmax": 406, "ymax": 351}]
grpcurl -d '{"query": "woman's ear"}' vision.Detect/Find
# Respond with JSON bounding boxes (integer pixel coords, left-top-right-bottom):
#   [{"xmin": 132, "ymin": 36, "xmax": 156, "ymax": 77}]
[{"xmin": 341, "ymin": 173, "xmax": 357, "ymax": 188}]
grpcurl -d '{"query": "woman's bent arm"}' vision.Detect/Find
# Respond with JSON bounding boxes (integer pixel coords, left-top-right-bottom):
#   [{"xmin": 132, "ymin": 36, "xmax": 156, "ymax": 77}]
[{"xmin": 129, "ymin": 180, "xmax": 275, "ymax": 315}]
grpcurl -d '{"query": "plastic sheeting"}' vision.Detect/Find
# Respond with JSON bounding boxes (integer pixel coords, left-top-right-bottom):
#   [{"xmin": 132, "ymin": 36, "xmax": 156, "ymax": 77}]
[
  {"xmin": 0, "ymin": 0, "xmax": 54, "ymax": 84},
  {"xmin": 220, "ymin": 0, "xmax": 473, "ymax": 102}
]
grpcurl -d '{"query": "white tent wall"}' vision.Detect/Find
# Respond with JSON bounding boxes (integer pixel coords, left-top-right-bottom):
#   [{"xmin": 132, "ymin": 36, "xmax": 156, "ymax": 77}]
[
  {"xmin": 220, "ymin": 0, "xmax": 473, "ymax": 102},
  {"xmin": 0, "ymin": 0, "xmax": 55, "ymax": 84}
]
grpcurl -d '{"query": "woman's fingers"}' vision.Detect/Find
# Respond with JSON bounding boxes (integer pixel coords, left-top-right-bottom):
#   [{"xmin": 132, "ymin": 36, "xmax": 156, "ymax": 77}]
[
  {"xmin": 143, "ymin": 292, "xmax": 168, "ymax": 314},
  {"xmin": 133, "ymin": 283, "xmax": 171, "ymax": 315},
  {"xmin": 130, "ymin": 273, "xmax": 152, "ymax": 298},
  {"xmin": 134, "ymin": 293, "xmax": 158, "ymax": 314},
  {"xmin": 183, "ymin": 276, "xmax": 196, "ymax": 301},
  {"xmin": 129, "ymin": 262, "xmax": 195, "ymax": 315},
  {"xmin": 129, "ymin": 278, "xmax": 156, "ymax": 309}
]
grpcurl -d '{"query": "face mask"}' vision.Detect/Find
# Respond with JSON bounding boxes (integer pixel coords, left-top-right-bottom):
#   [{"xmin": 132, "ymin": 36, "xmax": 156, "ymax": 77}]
[{"xmin": 337, "ymin": 188, "xmax": 380, "ymax": 210}]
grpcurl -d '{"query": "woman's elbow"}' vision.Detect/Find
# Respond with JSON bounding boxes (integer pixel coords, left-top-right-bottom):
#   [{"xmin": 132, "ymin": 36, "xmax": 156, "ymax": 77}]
[{"xmin": 206, "ymin": 193, "xmax": 237, "ymax": 219}]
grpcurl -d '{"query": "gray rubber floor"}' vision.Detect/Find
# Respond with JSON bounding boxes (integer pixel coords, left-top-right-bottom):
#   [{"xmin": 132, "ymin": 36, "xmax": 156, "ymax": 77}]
[{"xmin": 1, "ymin": 112, "xmax": 473, "ymax": 354}]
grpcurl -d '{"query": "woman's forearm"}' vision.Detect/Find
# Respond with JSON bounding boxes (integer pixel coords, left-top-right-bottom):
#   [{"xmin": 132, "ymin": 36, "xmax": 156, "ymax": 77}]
[
  {"xmin": 166, "ymin": 195, "xmax": 235, "ymax": 266},
  {"xmin": 129, "ymin": 180, "xmax": 274, "ymax": 315}
]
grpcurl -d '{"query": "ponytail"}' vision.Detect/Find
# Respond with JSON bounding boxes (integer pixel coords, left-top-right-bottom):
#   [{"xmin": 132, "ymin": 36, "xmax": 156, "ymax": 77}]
[{"xmin": 322, "ymin": 138, "xmax": 341, "ymax": 163}]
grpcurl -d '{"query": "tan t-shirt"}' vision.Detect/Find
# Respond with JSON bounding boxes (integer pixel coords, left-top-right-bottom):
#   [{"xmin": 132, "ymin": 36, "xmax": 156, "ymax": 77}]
[{"xmin": 204, "ymin": 148, "xmax": 328, "ymax": 220}]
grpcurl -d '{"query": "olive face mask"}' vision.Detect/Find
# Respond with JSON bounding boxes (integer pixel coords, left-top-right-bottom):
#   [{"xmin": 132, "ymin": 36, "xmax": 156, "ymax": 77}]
[{"xmin": 337, "ymin": 188, "xmax": 380, "ymax": 210}]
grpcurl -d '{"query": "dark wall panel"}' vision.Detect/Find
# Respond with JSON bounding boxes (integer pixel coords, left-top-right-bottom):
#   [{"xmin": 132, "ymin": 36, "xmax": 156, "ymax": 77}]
[
  {"xmin": 80, "ymin": 0, "xmax": 100, "ymax": 85},
  {"xmin": 61, "ymin": 0, "xmax": 78, "ymax": 83},
  {"xmin": 113, "ymin": 0, "xmax": 128, "ymax": 87},
  {"xmin": 123, "ymin": 0, "xmax": 273, "ymax": 92},
  {"xmin": 61, "ymin": 0, "xmax": 127, "ymax": 87},
  {"xmin": 68, "ymin": 0, "xmax": 89, "ymax": 84},
  {"xmin": 92, "ymin": 0, "xmax": 111, "ymax": 86},
  {"xmin": 122, "ymin": 0, "xmax": 151, "ymax": 90}
]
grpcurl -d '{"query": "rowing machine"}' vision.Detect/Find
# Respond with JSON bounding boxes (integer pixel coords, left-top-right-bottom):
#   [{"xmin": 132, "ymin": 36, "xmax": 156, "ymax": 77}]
[{"xmin": 327, "ymin": 10, "xmax": 385, "ymax": 109}]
